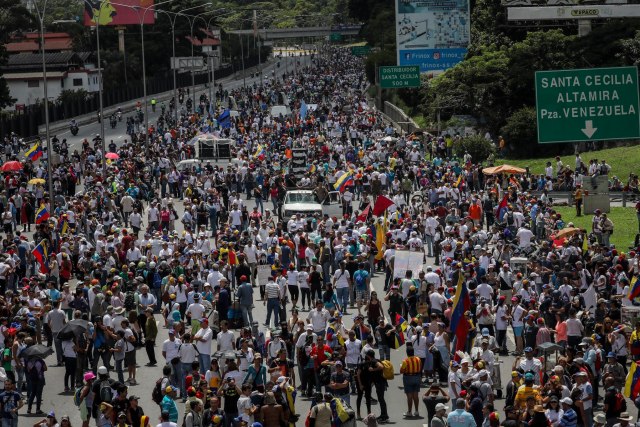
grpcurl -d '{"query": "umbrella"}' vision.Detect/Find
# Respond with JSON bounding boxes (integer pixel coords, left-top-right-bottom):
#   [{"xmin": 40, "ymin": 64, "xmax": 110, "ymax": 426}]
[
  {"xmin": 555, "ymin": 227, "xmax": 582, "ymax": 239},
  {"xmin": 482, "ymin": 164, "xmax": 526, "ymax": 175},
  {"xmin": 28, "ymin": 178, "xmax": 46, "ymax": 185},
  {"xmin": 21, "ymin": 344, "xmax": 54, "ymax": 359},
  {"xmin": 105, "ymin": 152, "xmax": 120, "ymax": 160},
  {"xmin": 56, "ymin": 319, "xmax": 89, "ymax": 340},
  {"xmin": 1, "ymin": 161, "xmax": 23, "ymax": 172}
]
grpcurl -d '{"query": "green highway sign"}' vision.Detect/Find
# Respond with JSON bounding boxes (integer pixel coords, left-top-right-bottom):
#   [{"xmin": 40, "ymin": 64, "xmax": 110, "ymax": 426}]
[
  {"xmin": 535, "ymin": 66, "xmax": 640, "ymax": 144},
  {"xmin": 351, "ymin": 45, "xmax": 371, "ymax": 57},
  {"xmin": 379, "ymin": 65, "xmax": 420, "ymax": 89},
  {"xmin": 329, "ymin": 33, "xmax": 342, "ymax": 42}
]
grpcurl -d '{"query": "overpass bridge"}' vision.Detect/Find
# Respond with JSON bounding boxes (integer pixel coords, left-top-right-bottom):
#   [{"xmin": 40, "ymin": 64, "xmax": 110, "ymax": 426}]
[{"xmin": 227, "ymin": 24, "xmax": 361, "ymax": 40}]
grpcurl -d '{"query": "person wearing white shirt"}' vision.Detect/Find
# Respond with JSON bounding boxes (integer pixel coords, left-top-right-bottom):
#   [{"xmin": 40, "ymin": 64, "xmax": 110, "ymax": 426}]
[
  {"xmin": 307, "ymin": 302, "xmax": 330, "ymax": 335},
  {"xmin": 516, "ymin": 225, "xmax": 534, "ymax": 248},
  {"xmin": 193, "ymin": 318, "xmax": 213, "ymax": 372},
  {"xmin": 332, "ymin": 263, "xmax": 351, "ymax": 313},
  {"xmin": 216, "ymin": 322, "xmax": 235, "ymax": 352}
]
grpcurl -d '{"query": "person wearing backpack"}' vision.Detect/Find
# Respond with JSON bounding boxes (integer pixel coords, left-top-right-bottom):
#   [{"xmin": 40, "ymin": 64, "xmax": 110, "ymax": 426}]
[
  {"xmin": 91, "ymin": 366, "xmax": 116, "ymax": 421},
  {"xmin": 361, "ymin": 349, "xmax": 389, "ymax": 423},
  {"xmin": 603, "ymin": 376, "xmax": 626, "ymax": 425}
]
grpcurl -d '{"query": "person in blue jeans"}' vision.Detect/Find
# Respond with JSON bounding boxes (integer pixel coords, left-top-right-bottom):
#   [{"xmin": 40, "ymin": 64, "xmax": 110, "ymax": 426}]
[{"xmin": 333, "ymin": 262, "xmax": 351, "ymax": 315}]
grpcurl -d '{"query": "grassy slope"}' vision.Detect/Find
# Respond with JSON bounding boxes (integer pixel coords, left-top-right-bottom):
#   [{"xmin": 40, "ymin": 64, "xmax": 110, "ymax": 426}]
[
  {"xmin": 553, "ymin": 206, "xmax": 638, "ymax": 250},
  {"xmin": 501, "ymin": 145, "xmax": 640, "ymax": 180}
]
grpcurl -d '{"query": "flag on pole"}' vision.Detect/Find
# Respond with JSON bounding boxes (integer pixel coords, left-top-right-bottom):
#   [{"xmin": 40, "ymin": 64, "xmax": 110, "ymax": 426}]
[
  {"xmin": 217, "ymin": 109, "xmax": 231, "ymax": 129},
  {"xmin": 35, "ymin": 204, "xmax": 49, "ymax": 224},
  {"xmin": 25, "ymin": 143, "xmax": 43, "ymax": 161},
  {"xmin": 395, "ymin": 314, "xmax": 408, "ymax": 331},
  {"xmin": 300, "ymin": 100, "xmax": 308, "ymax": 120},
  {"xmin": 497, "ymin": 195, "xmax": 509, "ymax": 222},
  {"xmin": 253, "ymin": 144, "xmax": 265, "ymax": 161},
  {"xmin": 374, "ymin": 211, "xmax": 387, "ymax": 261},
  {"xmin": 629, "ymin": 276, "xmax": 640, "ymax": 301},
  {"xmin": 449, "ymin": 271, "xmax": 471, "ymax": 356},
  {"xmin": 57, "ymin": 214, "xmax": 69, "ymax": 235},
  {"xmin": 356, "ymin": 203, "xmax": 371, "ymax": 223},
  {"xmin": 333, "ymin": 171, "xmax": 354, "ymax": 192},
  {"xmin": 32, "ymin": 240, "xmax": 49, "ymax": 274},
  {"xmin": 453, "ymin": 174, "xmax": 463, "ymax": 188},
  {"xmin": 372, "ymin": 195, "xmax": 395, "ymax": 216},
  {"xmin": 625, "ymin": 360, "xmax": 640, "ymax": 399},
  {"xmin": 391, "ymin": 331, "xmax": 405, "ymax": 349}
]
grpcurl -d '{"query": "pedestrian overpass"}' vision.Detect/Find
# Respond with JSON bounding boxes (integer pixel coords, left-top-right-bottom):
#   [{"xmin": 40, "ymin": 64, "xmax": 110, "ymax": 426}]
[{"xmin": 227, "ymin": 24, "xmax": 361, "ymax": 40}]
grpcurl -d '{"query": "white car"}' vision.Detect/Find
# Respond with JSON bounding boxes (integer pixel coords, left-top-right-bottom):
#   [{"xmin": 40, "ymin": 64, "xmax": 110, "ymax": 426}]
[{"xmin": 281, "ymin": 190, "xmax": 323, "ymax": 222}]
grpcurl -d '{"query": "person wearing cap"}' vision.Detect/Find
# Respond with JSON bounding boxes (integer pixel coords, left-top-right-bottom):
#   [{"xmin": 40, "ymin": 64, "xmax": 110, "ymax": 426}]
[
  {"xmin": 236, "ymin": 275, "xmax": 254, "ymax": 328},
  {"xmin": 161, "ymin": 386, "xmax": 179, "ymax": 423},
  {"xmin": 185, "ymin": 293, "xmax": 206, "ymax": 335},
  {"xmin": 603, "ymin": 351, "xmax": 625, "ymax": 387},
  {"xmin": 559, "ymin": 397, "xmax": 577, "ymax": 427},
  {"xmin": 144, "ymin": 307, "xmax": 158, "ymax": 367},
  {"xmin": 573, "ymin": 369, "xmax": 594, "ymax": 427},
  {"xmin": 505, "ymin": 371, "xmax": 522, "ymax": 408},
  {"xmin": 328, "ymin": 360, "xmax": 350, "ymax": 406},
  {"xmin": 514, "ymin": 372, "xmax": 541, "ymax": 409},
  {"xmin": 519, "ymin": 347, "xmax": 543, "ymax": 385}
]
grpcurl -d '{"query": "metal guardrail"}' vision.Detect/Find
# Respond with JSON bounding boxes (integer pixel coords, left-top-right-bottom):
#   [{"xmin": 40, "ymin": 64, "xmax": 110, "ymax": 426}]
[
  {"xmin": 529, "ymin": 190, "xmax": 639, "ymax": 207},
  {"xmin": 383, "ymin": 101, "xmax": 420, "ymax": 134}
]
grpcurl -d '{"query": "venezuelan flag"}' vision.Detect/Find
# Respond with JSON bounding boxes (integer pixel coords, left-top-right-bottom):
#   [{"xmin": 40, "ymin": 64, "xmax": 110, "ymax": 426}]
[
  {"xmin": 395, "ymin": 314, "xmax": 408, "ymax": 331},
  {"xmin": 334, "ymin": 171, "xmax": 354, "ymax": 192},
  {"xmin": 32, "ymin": 240, "xmax": 49, "ymax": 274},
  {"xmin": 25, "ymin": 143, "xmax": 43, "ymax": 161},
  {"xmin": 453, "ymin": 174, "xmax": 463, "ymax": 188},
  {"xmin": 392, "ymin": 331, "xmax": 405, "ymax": 349},
  {"xmin": 308, "ymin": 164, "xmax": 317, "ymax": 173},
  {"xmin": 253, "ymin": 144, "xmax": 265, "ymax": 160},
  {"xmin": 35, "ymin": 204, "xmax": 49, "ymax": 224},
  {"xmin": 327, "ymin": 323, "xmax": 345, "ymax": 346},
  {"xmin": 625, "ymin": 360, "xmax": 640, "ymax": 399},
  {"xmin": 58, "ymin": 214, "xmax": 69, "ymax": 235},
  {"xmin": 628, "ymin": 276, "xmax": 640, "ymax": 301},
  {"xmin": 374, "ymin": 212, "xmax": 387, "ymax": 261},
  {"xmin": 449, "ymin": 271, "xmax": 470, "ymax": 355}
]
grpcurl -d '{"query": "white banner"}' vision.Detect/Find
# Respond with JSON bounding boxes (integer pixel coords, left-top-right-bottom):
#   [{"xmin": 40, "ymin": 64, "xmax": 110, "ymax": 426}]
[
  {"xmin": 393, "ymin": 250, "xmax": 424, "ymax": 279},
  {"xmin": 257, "ymin": 264, "xmax": 273, "ymax": 286}
]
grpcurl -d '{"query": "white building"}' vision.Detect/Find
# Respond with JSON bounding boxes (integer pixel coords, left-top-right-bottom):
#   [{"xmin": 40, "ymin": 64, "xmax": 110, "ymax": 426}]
[{"xmin": 1, "ymin": 52, "xmax": 99, "ymax": 111}]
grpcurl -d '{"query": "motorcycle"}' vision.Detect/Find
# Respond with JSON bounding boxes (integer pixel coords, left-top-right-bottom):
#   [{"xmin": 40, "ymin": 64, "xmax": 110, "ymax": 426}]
[{"xmin": 70, "ymin": 124, "xmax": 79, "ymax": 136}]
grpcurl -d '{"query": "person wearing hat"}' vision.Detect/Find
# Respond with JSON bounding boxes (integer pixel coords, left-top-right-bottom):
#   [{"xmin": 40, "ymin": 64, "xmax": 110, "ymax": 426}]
[
  {"xmin": 602, "ymin": 352, "xmax": 625, "ymax": 387},
  {"xmin": 186, "ymin": 293, "xmax": 206, "ymax": 335},
  {"xmin": 514, "ymin": 372, "xmax": 540, "ymax": 409},
  {"xmin": 574, "ymin": 369, "xmax": 594, "ymax": 427},
  {"xmin": 160, "ymin": 385, "xmax": 179, "ymax": 423},
  {"xmin": 559, "ymin": 397, "xmax": 577, "ymax": 426},
  {"xmin": 519, "ymin": 347, "xmax": 542, "ymax": 385}
]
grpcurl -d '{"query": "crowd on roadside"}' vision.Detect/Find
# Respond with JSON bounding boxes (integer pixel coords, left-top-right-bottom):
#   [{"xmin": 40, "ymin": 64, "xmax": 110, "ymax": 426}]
[{"xmin": 0, "ymin": 44, "xmax": 636, "ymax": 427}]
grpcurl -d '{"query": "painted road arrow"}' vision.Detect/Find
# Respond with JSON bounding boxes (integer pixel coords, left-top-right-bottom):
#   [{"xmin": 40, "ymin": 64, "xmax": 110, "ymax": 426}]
[{"xmin": 581, "ymin": 120, "xmax": 598, "ymax": 139}]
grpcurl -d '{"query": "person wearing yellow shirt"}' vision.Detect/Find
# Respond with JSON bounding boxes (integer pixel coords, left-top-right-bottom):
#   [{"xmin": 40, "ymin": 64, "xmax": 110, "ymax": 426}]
[{"xmin": 514, "ymin": 372, "xmax": 541, "ymax": 409}]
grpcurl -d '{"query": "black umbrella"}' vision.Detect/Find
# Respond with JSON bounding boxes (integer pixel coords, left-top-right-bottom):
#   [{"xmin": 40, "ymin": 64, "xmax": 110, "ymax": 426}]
[
  {"xmin": 56, "ymin": 319, "xmax": 90, "ymax": 341},
  {"xmin": 21, "ymin": 344, "xmax": 54, "ymax": 359}
]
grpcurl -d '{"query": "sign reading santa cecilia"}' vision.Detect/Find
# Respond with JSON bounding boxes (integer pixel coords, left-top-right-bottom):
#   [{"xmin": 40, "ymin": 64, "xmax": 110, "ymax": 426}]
[{"xmin": 535, "ymin": 66, "xmax": 640, "ymax": 144}]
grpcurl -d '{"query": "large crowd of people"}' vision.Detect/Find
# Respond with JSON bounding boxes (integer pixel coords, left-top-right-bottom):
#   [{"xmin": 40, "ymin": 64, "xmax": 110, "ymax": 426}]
[{"xmin": 0, "ymin": 45, "xmax": 636, "ymax": 427}]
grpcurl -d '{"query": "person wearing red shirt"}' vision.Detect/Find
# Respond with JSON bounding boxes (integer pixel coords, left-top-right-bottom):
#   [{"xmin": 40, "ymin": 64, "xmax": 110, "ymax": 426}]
[{"xmin": 310, "ymin": 336, "xmax": 332, "ymax": 393}]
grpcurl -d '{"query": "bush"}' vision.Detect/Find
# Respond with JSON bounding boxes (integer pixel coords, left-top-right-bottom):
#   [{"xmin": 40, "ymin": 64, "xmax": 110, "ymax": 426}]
[
  {"xmin": 454, "ymin": 135, "xmax": 496, "ymax": 162},
  {"xmin": 56, "ymin": 89, "xmax": 89, "ymax": 104}
]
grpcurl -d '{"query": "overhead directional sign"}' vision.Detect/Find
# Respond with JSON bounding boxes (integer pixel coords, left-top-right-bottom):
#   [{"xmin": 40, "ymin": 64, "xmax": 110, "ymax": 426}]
[
  {"xmin": 379, "ymin": 65, "xmax": 420, "ymax": 89},
  {"xmin": 535, "ymin": 66, "xmax": 640, "ymax": 143},
  {"xmin": 351, "ymin": 45, "xmax": 371, "ymax": 57}
]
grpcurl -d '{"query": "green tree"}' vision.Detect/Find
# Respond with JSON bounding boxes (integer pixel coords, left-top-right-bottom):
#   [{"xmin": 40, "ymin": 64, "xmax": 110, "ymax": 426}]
[
  {"xmin": 499, "ymin": 106, "xmax": 539, "ymax": 158},
  {"xmin": 0, "ymin": 0, "xmax": 34, "ymax": 108},
  {"xmin": 454, "ymin": 135, "xmax": 496, "ymax": 162}
]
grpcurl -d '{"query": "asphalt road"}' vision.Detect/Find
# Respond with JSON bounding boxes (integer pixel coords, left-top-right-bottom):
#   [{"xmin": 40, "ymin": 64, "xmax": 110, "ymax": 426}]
[
  {"xmin": 54, "ymin": 54, "xmax": 307, "ymax": 154},
  {"xmin": 17, "ymin": 54, "xmax": 635, "ymax": 425}
]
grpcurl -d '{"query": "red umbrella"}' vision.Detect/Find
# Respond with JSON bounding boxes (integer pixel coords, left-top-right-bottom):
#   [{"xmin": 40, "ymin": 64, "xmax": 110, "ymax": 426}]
[
  {"xmin": 1, "ymin": 161, "xmax": 23, "ymax": 171},
  {"xmin": 105, "ymin": 152, "xmax": 120, "ymax": 160}
]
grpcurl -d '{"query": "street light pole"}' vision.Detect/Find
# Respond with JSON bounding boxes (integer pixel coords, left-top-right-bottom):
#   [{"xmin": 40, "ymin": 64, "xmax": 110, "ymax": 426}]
[
  {"xmin": 32, "ymin": 0, "xmax": 54, "ymax": 200},
  {"xmin": 95, "ymin": 17, "xmax": 106, "ymax": 177}
]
